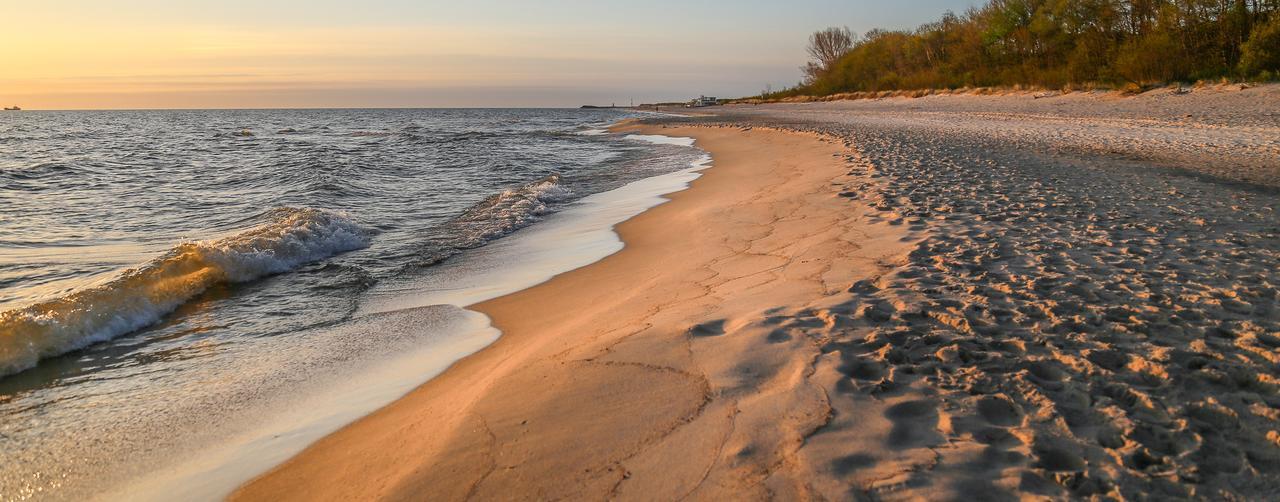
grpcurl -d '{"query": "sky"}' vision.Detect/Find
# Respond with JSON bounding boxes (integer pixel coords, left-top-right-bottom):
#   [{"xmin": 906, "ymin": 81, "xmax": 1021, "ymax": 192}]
[{"xmin": 1, "ymin": 0, "xmax": 979, "ymax": 109}]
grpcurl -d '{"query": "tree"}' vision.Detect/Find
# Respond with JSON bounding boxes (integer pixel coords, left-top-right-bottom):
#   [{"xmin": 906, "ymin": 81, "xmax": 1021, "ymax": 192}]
[
  {"xmin": 803, "ymin": 26, "xmax": 855, "ymax": 83},
  {"xmin": 1240, "ymin": 12, "xmax": 1280, "ymax": 76},
  {"xmin": 778, "ymin": 0, "xmax": 1280, "ymax": 98},
  {"xmin": 1115, "ymin": 29, "xmax": 1185, "ymax": 83}
]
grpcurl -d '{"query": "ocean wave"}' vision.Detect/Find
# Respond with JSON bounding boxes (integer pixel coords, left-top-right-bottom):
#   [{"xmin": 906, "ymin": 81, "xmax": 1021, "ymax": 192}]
[
  {"xmin": 0, "ymin": 208, "xmax": 370, "ymax": 377},
  {"xmin": 452, "ymin": 174, "xmax": 570, "ymax": 245},
  {"xmin": 442, "ymin": 130, "xmax": 503, "ymax": 143},
  {"xmin": 398, "ymin": 174, "xmax": 571, "ymax": 272},
  {"xmin": 1, "ymin": 162, "xmax": 88, "ymax": 180}
]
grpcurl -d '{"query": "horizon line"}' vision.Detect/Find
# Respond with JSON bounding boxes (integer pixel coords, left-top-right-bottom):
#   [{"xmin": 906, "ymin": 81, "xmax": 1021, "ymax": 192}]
[{"xmin": 0, "ymin": 105, "xmax": 665, "ymax": 112}]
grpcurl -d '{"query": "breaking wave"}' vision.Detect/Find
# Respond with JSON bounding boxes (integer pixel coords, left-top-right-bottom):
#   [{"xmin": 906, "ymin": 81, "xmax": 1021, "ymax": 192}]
[
  {"xmin": 452, "ymin": 174, "xmax": 570, "ymax": 246},
  {"xmin": 0, "ymin": 208, "xmax": 370, "ymax": 377},
  {"xmin": 398, "ymin": 174, "xmax": 575, "ymax": 271}
]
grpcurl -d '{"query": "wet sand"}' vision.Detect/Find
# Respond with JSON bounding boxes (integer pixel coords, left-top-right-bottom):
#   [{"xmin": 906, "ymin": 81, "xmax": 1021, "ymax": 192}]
[
  {"xmin": 234, "ymin": 125, "xmax": 913, "ymax": 500},
  {"xmin": 238, "ymin": 88, "xmax": 1279, "ymax": 500}
]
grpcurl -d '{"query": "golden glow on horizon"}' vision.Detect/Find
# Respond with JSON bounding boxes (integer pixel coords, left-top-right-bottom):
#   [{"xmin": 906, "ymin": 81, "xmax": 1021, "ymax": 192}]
[
  {"xmin": 3, "ymin": 19, "xmax": 783, "ymax": 108},
  {"xmin": 3, "ymin": 23, "xmax": 535, "ymax": 107},
  {"xmin": 6, "ymin": 0, "xmax": 961, "ymax": 108}
]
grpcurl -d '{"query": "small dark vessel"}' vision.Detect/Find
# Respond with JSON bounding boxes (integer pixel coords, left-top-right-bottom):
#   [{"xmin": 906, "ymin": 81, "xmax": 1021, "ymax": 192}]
[{"xmin": 2, "ymin": 105, "xmax": 19, "ymax": 111}]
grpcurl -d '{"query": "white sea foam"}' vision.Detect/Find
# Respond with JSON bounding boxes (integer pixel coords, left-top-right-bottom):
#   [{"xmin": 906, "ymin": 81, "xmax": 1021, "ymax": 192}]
[
  {"xmin": 453, "ymin": 174, "xmax": 571, "ymax": 243},
  {"xmin": 623, "ymin": 134, "xmax": 696, "ymax": 147},
  {"xmin": 0, "ymin": 208, "xmax": 369, "ymax": 377},
  {"xmin": 362, "ymin": 134, "xmax": 709, "ymax": 311},
  {"xmin": 111, "ymin": 134, "xmax": 709, "ymax": 501}
]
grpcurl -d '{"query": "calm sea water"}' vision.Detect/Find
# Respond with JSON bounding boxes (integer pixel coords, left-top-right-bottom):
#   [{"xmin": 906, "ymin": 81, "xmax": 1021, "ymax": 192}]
[{"xmin": 0, "ymin": 109, "xmax": 703, "ymax": 499}]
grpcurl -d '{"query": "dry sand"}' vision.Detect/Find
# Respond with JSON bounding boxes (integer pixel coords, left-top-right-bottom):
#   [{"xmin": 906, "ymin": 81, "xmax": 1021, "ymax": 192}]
[
  {"xmin": 239, "ymin": 88, "xmax": 1279, "ymax": 500},
  {"xmin": 233, "ymin": 125, "xmax": 915, "ymax": 500},
  {"xmin": 698, "ymin": 84, "xmax": 1280, "ymax": 187},
  {"xmin": 645, "ymin": 90, "xmax": 1280, "ymax": 499}
]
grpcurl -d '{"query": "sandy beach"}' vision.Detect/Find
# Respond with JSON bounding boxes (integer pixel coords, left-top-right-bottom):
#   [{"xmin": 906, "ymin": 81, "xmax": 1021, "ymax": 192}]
[
  {"xmin": 234, "ymin": 123, "xmax": 915, "ymax": 500},
  {"xmin": 237, "ymin": 88, "xmax": 1279, "ymax": 500},
  {"xmin": 11, "ymin": 1, "xmax": 1280, "ymax": 499}
]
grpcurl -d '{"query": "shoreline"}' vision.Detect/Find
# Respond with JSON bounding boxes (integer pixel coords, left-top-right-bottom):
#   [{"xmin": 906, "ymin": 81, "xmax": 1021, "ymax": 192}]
[
  {"xmin": 99, "ymin": 127, "xmax": 712, "ymax": 501},
  {"xmin": 232, "ymin": 90, "xmax": 1280, "ymax": 499},
  {"xmin": 233, "ymin": 123, "xmax": 913, "ymax": 499},
  {"xmin": 2, "ymin": 109, "xmax": 723, "ymax": 500}
]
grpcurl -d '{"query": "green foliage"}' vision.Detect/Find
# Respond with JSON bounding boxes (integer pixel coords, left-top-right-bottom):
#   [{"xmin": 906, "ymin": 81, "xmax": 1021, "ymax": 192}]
[
  {"xmin": 1241, "ymin": 13, "xmax": 1280, "ymax": 76},
  {"xmin": 796, "ymin": 0, "xmax": 1280, "ymax": 96},
  {"xmin": 1115, "ymin": 30, "xmax": 1184, "ymax": 84}
]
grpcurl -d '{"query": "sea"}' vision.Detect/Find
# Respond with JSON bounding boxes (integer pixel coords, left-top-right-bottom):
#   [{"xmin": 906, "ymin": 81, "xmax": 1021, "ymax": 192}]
[{"xmin": 0, "ymin": 108, "xmax": 707, "ymax": 500}]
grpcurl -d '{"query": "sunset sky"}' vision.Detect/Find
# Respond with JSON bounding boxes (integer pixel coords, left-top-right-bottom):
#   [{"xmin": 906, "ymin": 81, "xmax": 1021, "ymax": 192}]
[{"xmin": 3, "ymin": 0, "xmax": 976, "ymax": 109}]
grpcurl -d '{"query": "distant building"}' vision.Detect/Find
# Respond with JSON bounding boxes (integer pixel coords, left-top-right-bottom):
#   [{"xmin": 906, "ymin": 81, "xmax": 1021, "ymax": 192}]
[{"xmin": 686, "ymin": 96, "xmax": 718, "ymax": 108}]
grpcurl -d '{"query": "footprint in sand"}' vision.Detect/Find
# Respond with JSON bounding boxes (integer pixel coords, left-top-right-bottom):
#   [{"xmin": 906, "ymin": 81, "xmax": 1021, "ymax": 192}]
[
  {"xmin": 688, "ymin": 319, "xmax": 727, "ymax": 337},
  {"xmin": 976, "ymin": 394, "xmax": 1024, "ymax": 427},
  {"xmin": 765, "ymin": 328, "xmax": 793, "ymax": 343},
  {"xmin": 831, "ymin": 453, "xmax": 877, "ymax": 476},
  {"xmin": 885, "ymin": 399, "xmax": 944, "ymax": 449},
  {"xmin": 1032, "ymin": 441, "xmax": 1086, "ymax": 472}
]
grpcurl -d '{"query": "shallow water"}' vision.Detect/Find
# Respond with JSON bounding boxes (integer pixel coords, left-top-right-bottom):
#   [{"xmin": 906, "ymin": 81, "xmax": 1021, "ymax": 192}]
[{"xmin": 0, "ymin": 109, "xmax": 705, "ymax": 499}]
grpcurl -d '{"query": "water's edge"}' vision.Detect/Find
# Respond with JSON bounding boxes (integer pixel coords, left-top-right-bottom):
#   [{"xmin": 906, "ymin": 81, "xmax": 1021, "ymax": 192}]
[{"xmin": 111, "ymin": 134, "xmax": 711, "ymax": 501}]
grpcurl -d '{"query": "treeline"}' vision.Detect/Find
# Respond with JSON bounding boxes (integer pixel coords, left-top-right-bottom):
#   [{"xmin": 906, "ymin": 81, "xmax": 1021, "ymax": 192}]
[{"xmin": 779, "ymin": 0, "xmax": 1280, "ymax": 98}]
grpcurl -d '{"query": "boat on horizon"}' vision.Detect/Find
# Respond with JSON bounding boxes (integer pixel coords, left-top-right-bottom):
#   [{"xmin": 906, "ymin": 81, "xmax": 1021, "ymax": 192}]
[{"xmin": 3, "ymin": 105, "xmax": 20, "ymax": 111}]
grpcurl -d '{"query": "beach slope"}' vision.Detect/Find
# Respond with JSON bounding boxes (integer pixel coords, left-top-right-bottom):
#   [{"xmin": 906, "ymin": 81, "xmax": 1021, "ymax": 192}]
[{"xmin": 233, "ymin": 125, "xmax": 911, "ymax": 500}]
